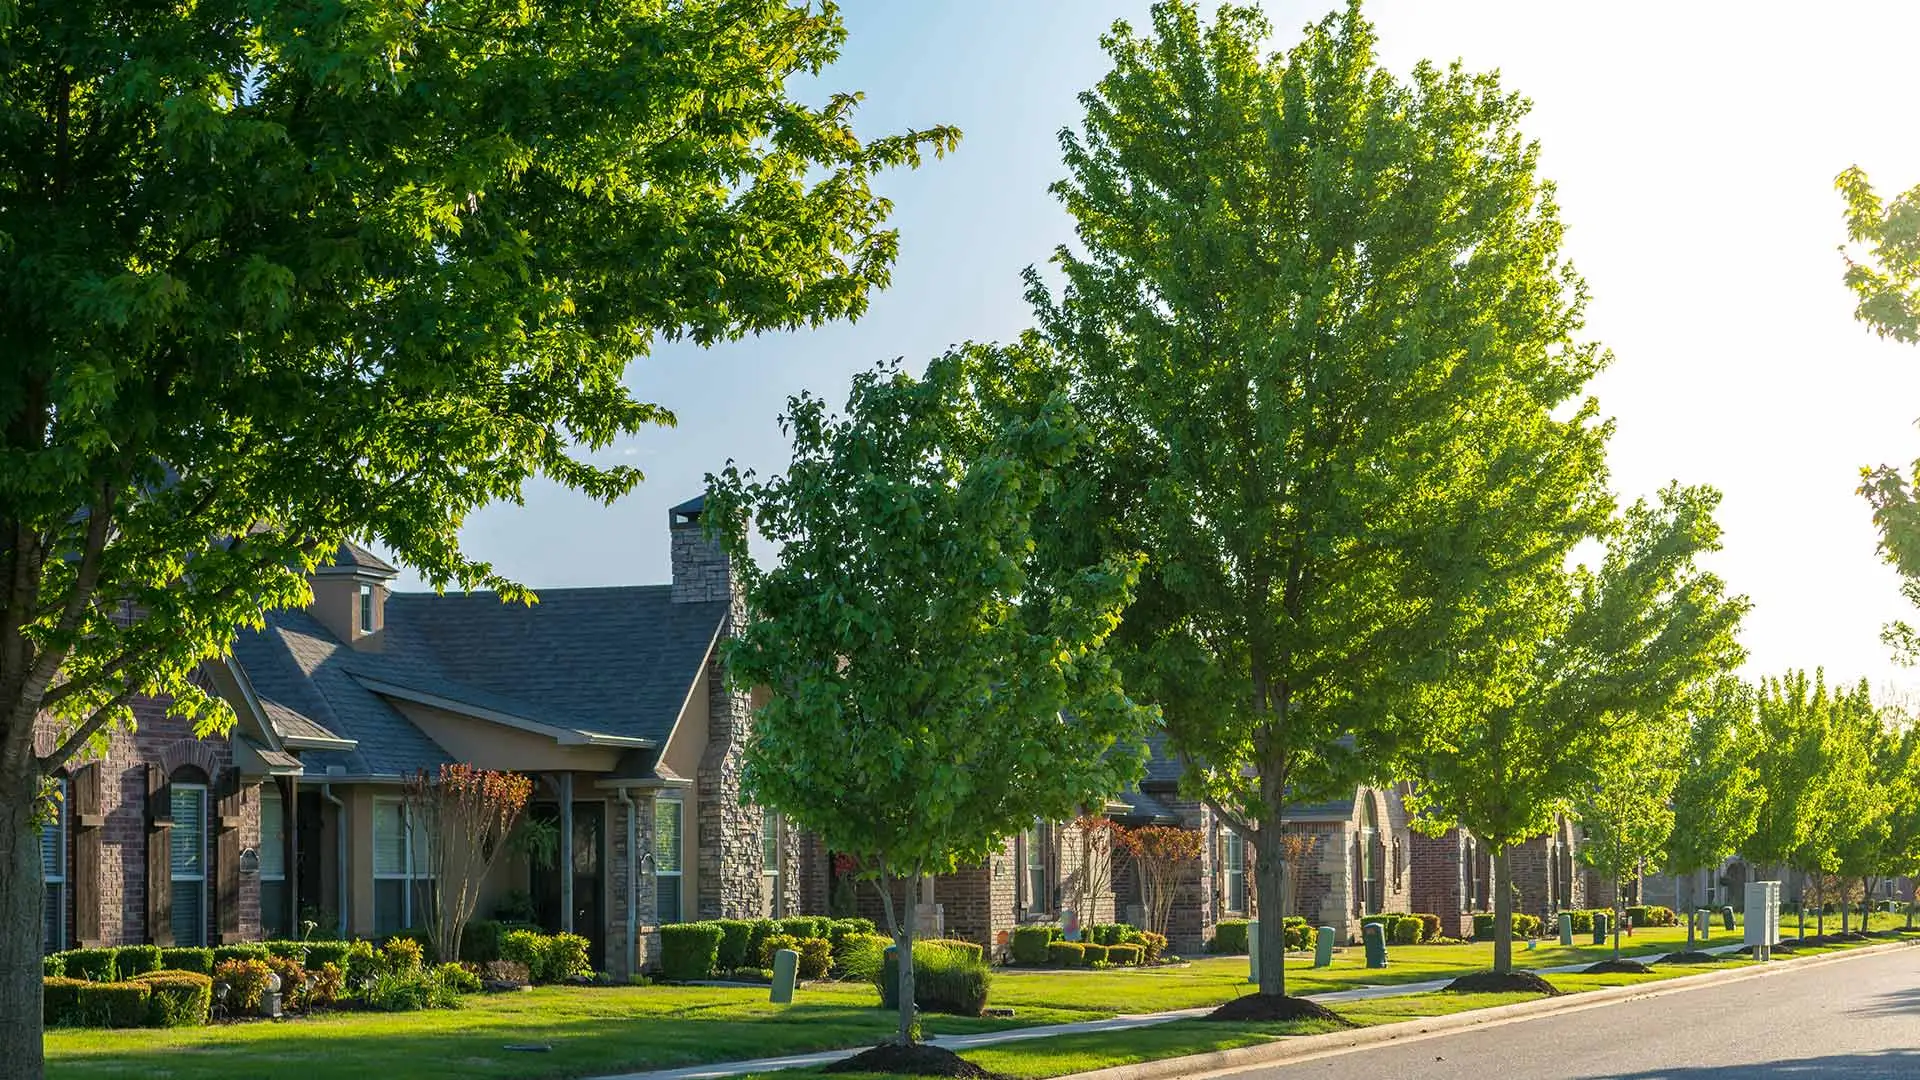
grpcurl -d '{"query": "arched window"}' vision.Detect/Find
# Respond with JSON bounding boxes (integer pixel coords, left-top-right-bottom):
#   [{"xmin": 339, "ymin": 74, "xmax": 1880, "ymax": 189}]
[{"xmin": 1358, "ymin": 793, "xmax": 1379, "ymax": 915}]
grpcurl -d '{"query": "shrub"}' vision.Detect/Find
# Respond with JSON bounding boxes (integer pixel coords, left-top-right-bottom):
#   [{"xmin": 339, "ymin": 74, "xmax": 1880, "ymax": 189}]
[
  {"xmin": 364, "ymin": 969, "xmax": 459, "ymax": 1011},
  {"xmin": 1283, "ymin": 917, "xmax": 1311, "ymax": 951},
  {"xmin": 64, "ymin": 947, "xmax": 119, "ymax": 982},
  {"xmin": 264, "ymin": 940, "xmax": 306, "ymax": 962},
  {"xmin": 76, "ymin": 981, "xmax": 151, "ymax": 1028},
  {"xmin": 161, "ymin": 947, "xmax": 214, "ymax": 976},
  {"xmin": 116, "ymin": 945, "xmax": 162, "ymax": 978},
  {"xmin": 760, "ymin": 932, "xmax": 801, "ymax": 967},
  {"xmin": 1082, "ymin": 943, "xmax": 1109, "ymax": 965},
  {"xmin": 1107, "ymin": 943, "xmax": 1143, "ymax": 965},
  {"xmin": 43, "ymin": 954, "xmax": 64, "ymax": 979},
  {"xmin": 1047, "ymin": 941, "xmax": 1085, "ymax": 967},
  {"xmin": 42, "ymin": 976, "xmax": 85, "ymax": 1027},
  {"xmin": 918, "ymin": 938, "xmax": 985, "ymax": 964},
  {"xmin": 1515, "ymin": 913, "xmax": 1541, "ymax": 937},
  {"xmin": 501, "ymin": 929, "xmax": 547, "ymax": 979},
  {"xmin": 136, "ymin": 971, "xmax": 213, "ymax": 1027},
  {"xmin": 877, "ymin": 942, "xmax": 992, "ymax": 1016},
  {"xmin": 305, "ymin": 941, "xmax": 351, "ymax": 971},
  {"xmin": 214, "ymin": 959, "xmax": 273, "ymax": 1015},
  {"xmin": 1625, "ymin": 904, "xmax": 1676, "ymax": 928},
  {"xmin": 344, "ymin": 940, "xmax": 380, "ymax": 985},
  {"xmin": 1011, "ymin": 925, "xmax": 1053, "ymax": 965},
  {"xmin": 1472, "ymin": 912, "xmax": 1542, "ymax": 940},
  {"xmin": 213, "ymin": 943, "xmax": 269, "ymax": 967},
  {"xmin": 744, "ymin": 919, "xmax": 778, "ymax": 966},
  {"xmin": 777, "ymin": 916, "xmax": 828, "ymax": 939},
  {"xmin": 433, "ymin": 962, "xmax": 483, "ymax": 994},
  {"xmin": 1391, "ymin": 916, "xmax": 1422, "ymax": 946},
  {"xmin": 381, "ymin": 936, "xmax": 425, "ymax": 975},
  {"xmin": 1211, "ymin": 918, "xmax": 1251, "ymax": 954},
  {"xmin": 460, "ymin": 920, "xmax": 506, "ymax": 965},
  {"xmin": 828, "ymin": 917, "xmax": 877, "ymax": 948},
  {"xmin": 1125, "ymin": 930, "xmax": 1168, "ymax": 962},
  {"xmin": 309, "ymin": 962, "xmax": 345, "ymax": 1008},
  {"xmin": 1415, "ymin": 913, "xmax": 1442, "ymax": 943},
  {"xmin": 484, "ymin": 959, "xmax": 532, "ymax": 986},
  {"xmin": 715, "ymin": 919, "xmax": 755, "ymax": 970},
  {"xmin": 796, "ymin": 937, "xmax": 833, "ymax": 980},
  {"xmin": 659, "ymin": 922, "xmax": 724, "ymax": 981},
  {"xmin": 834, "ymin": 934, "xmax": 892, "ymax": 981},
  {"xmin": 544, "ymin": 933, "xmax": 592, "ymax": 981}
]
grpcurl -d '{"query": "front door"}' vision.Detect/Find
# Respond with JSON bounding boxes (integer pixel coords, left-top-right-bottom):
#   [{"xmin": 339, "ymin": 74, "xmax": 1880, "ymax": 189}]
[{"xmin": 530, "ymin": 801, "xmax": 606, "ymax": 972}]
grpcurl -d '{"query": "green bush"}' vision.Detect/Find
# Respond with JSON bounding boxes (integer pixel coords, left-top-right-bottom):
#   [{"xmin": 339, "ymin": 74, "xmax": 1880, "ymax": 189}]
[
  {"xmin": 214, "ymin": 959, "xmax": 273, "ymax": 1015},
  {"xmin": 1472, "ymin": 912, "xmax": 1542, "ymax": 940},
  {"xmin": 500, "ymin": 929, "xmax": 547, "ymax": 980},
  {"xmin": 715, "ymin": 919, "xmax": 755, "ymax": 970},
  {"xmin": 1082, "ymin": 943, "xmax": 1109, "ymax": 965},
  {"xmin": 1211, "ymin": 918, "xmax": 1251, "ymax": 954},
  {"xmin": 116, "ymin": 945, "xmax": 162, "ymax": 978},
  {"xmin": 76, "ymin": 981, "xmax": 151, "ymax": 1028},
  {"xmin": 310, "ymin": 962, "xmax": 345, "ymax": 1008},
  {"xmin": 1414, "ymin": 913, "xmax": 1442, "ymax": 943},
  {"xmin": 1120, "ymin": 930, "xmax": 1168, "ymax": 962},
  {"xmin": 263, "ymin": 955, "xmax": 308, "ymax": 1010},
  {"xmin": 1391, "ymin": 916, "xmax": 1422, "ymax": 946},
  {"xmin": 918, "ymin": 938, "xmax": 985, "ymax": 963},
  {"xmin": 828, "ymin": 917, "xmax": 877, "ymax": 947},
  {"xmin": 43, "ymin": 954, "xmax": 64, "ymax": 979},
  {"xmin": 1283, "ymin": 917, "xmax": 1311, "ymax": 951},
  {"xmin": 877, "ymin": 942, "xmax": 991, "ymax": 1016},
  {"xmin": 1625, "ymin": 904, "xmax": 1676, "ymax": 928},
  {"xmin": 64, "ymin": 947, "xmax": 119, "ymax": 982},
  {"xmin": 364, "ymin": 969, "xmax": 460, "ymax": 1011},
  {"xmin": 1047, "ymin": 941, "xmax": 1085, "ymax": 967},
  {"xmin": 135, "ymin": 971, "xmax": 213, "ymax": 1027},
  {"xmin": 745, "ymin": 919, "xmax": 778, "ymax": 966},
  {"xmin": 544, "ymin": 933, "xmax": 592, "ymax": 981},
  {"xmin": 213, "ymin": 943, "xmax": 269, "ymax": 967},
  {"xmin": 42, "ymin": 976, "xmax": 84, "ymax": 1027},
  {"xmin": 161, "ymin": 947, "xmax": 214, "ymax": 975},
  {"xmin": 305, "ymin": 941, "xmax": 351, "ymax": 971},
  {"xmin": 777, "ymin": 916, "xmax": 829, "ymax": 939},
  {"xmin": 659, "ymin": 922, "xmax": 724, "ymax": 981},
  {"xmin": 761, "ymin": 932, "xmax": 801, "ymax": 967},
  {"xmin": 264, "ymin": 940, "xmax": 306, "ymax": 962},
  {"xmin": 344, "ymin": 940, "xmax": 380, "ymax": 985},
  {"xmin": 1011, "ymin": 925, "xmax": 1053, "ymax": 965},
  {"xmin": 796, "ymin": 937, "xmax": 832, "ymax": 980},
  {"xmin": 1107, "ymin": 943, "xmax": 1143, "ymax": 965},
  {"xmin": 381, "ymin": 936, "xmax": 425, "ymax": 974},
  {"xmin": 432, "ymin": 962, "xmax": 483, "ymax": 994},
  {"xmin": 835, "ymin": 933, "xmax": 892, "ymax": 981},
  {"xmin": 459, "ymin": 920, "xmax": 505, "ymax": 965}
]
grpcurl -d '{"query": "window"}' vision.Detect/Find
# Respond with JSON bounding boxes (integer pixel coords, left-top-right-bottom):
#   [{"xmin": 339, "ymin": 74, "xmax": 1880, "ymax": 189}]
[
  {"xmin": 373, "ymin": 799, "xmax": 434, "ymax": 936},
  {"xmin": 655, "ymin": 797, "xmax": 683, "ymax": 924},
  {"xmin": 1222, "ymin": 830, "xmax": 1246, "ymax": 914},
  {"xmin": 761, "ymin": 811, "xmax": 782, "ymax": 916},
  {"xmin": 1022, "ymin": 823, "xmax": 1048, "ymax": 915},
  {"xmin": 358, "ymin": 583, "xmax": 374, "ymax": 633},
  {"xmin": 260, "ymin": 788, "xmax": 287, "ymax": 938},
  {"xmin": 1359, "ymin": 795, "xmax": 1380, "ymax": 914},
  {"xmin": 42, "ymin": 778, "xmax": 66, "ymax": 954},
  {"xmin": 171, "ymin": 785, "xmax": 208, "ymax": 947}
]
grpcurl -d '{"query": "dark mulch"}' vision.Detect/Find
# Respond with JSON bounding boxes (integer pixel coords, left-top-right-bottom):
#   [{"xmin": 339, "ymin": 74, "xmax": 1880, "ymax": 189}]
[
  {"xmin": 1443, "ymin": 970, "xmax": 1562, "ymax": 996},
  {"xmin": 1583, "ymin": 959, "xmax": 1653, "ymax": 975},
  {"xmin": 824, "ymin": 1044, "xmax": 1002, "ymax": 1078},
  {"xmin": 1736, "ymin": 942, "xmax": 1797, "ymax": 955},
  {"xmin": 1656, "ymin": 951, "xmax": 1722, "ymax": 965},
  {"xmin": 1204, "ymin": 993, "xmax": 1358, "ymax": 1026}
]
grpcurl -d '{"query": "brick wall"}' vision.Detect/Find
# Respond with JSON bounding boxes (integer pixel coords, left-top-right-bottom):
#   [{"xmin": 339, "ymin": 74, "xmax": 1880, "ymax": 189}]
[{"xmin": 1410, "ymin": 827, "xmax": 1469, "ymax": 937}]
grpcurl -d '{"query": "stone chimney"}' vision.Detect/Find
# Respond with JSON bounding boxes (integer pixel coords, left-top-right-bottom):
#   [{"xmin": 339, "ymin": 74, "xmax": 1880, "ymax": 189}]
[
  {"xmin": 309, "ymin": 540, "xmax": 398, "ymax": 649},
  {"xmin": 669, "ymin": 495, "xmax": 735, "ymax": 606}
]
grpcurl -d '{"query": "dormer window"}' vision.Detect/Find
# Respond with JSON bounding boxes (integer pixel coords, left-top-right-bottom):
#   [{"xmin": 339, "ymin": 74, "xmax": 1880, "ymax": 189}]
[{"xmin": 358, "ymin": 583, "xmax": 374, "ymax": 634}]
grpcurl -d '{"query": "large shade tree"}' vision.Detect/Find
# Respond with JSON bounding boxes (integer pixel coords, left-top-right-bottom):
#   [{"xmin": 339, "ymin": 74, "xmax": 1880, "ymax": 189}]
[
  {"xmin": 1030, "ymin": 0, "xmax": 1617, "ymax": 1008},
  {"xmin": 1407, "ymin": 486, "xmax": 1748, "ymax": 977},
  {"xmin": 706, "ymin": 347, "xmax": 1151, "ymax": 1060},
  {"xmin": 0, "ymin": 3, "xmax": 954, "ymax": 1073}
]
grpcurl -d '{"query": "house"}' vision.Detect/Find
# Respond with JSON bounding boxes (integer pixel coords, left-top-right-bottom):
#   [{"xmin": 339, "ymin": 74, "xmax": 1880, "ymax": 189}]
[
  {"xmin": 1408, "ymin": 816, "xmax": 1603, "ymax": 939},
  {"xmin": 37, "ymin": 496, "xmax": 802, "ymax": 978}
]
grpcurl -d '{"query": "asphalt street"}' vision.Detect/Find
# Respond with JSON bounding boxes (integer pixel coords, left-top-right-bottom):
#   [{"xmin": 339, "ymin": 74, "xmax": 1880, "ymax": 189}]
[{"xmin": 1227, "ymin": 946, "xmax": 1920, "ymax": 1080}]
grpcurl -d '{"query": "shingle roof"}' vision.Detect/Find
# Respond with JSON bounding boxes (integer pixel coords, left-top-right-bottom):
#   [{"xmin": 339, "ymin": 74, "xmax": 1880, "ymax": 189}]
[
  {"xmin": 1132, "ymin": 730, "xmax": 1358, "ymax": 820},
  {"xmin": 322, "ymin": 540, "xmax": 398, "ymax": 576},
  {"xmin": 1112, "ymin": 787, "xmax": 1182, "ymax": 825}
]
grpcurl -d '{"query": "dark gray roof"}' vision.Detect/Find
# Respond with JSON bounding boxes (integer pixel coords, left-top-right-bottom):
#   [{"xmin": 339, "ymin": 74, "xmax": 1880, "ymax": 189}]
[
  {"xmin": 1134, "ymin": 730, "xmax": 1358, "ymax": 820},
  {"xmin": 1112, "ymin": 787, "xmax": 1182, "ymax": 825},
  {"xmin": 670, "ymin": 494, "xmax": 705, "ymax": 520},
  {"xmin": 322, "ymin": 540, "xmax": 398, "ymax": 576}
]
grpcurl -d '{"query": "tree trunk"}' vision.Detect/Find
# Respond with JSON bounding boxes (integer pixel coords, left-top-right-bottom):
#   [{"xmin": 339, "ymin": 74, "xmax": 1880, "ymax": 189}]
[
  {"xmin": 1841, "ymin": 887, "xmax": 1850, "ymax": 934},
  {"xmin": 873, "ymin": 866, "xmax": 917, "ymax": 1045},
  {"xmin": 1612, "ymin": 879, "xmax": 1622, "ymax": 960},
  {"xmin": 1253, "ymin": 831, "xmax": 1286, "ymax": 998},
  {"xmin": 0, "ymin": 773, "xmax": 45, "ymax": 1080},
  {"xmin": 1683, "ymin": 871, "xmax": 1696, "ymax": 952},
  {"xmin": 1492, "ymin": 846, "xmax": 1513, "ymax": 975}
]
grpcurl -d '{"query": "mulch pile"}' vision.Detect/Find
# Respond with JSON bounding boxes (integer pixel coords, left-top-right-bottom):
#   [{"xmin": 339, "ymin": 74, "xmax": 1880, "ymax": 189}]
[
  {"xmin": 1442, "ymin": 970, "xmax": 1562, "ymax": 996},
  {"xmin": 1736, "ymin": 942, "xmax": 1796, "ymax": 955},
  {"xmin": 824, "ymin": 1044, "xmax": 1002, "ymax": 1078},
  {"xmin": 1204, "ymin": 994, "xmax": 1357, "ymax": 1026},
  {"xmin": 1583, "ymin": 959, "xmax": 1653, "ymax": 975},
  {"xmin": 1656, "ymin": 951, "xmax": 1721, "ymax": 965}
]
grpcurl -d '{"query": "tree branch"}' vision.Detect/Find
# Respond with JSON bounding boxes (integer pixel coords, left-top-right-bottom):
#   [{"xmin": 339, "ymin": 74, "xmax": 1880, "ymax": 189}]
[
  {"xmin": 20, "ymin": 488, "xmax": 114, "ymax": 705},
  {"xmin": 39, "ymin": 685, "xmax": 136, "ymax": 774}
]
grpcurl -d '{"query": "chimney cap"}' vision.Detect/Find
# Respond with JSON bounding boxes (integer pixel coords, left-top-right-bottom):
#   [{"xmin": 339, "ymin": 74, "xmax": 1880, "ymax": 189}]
[{"xmin": 669, "ymin": 494, "xmax": 705, "ymax": 526}]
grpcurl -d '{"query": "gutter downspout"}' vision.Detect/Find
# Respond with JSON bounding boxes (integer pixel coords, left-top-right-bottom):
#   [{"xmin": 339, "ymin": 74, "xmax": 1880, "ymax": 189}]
[
  {"xmin": 321, "ymin": 784, "xmax": 348, "ymax": 939},
  {"xmin": 618, "ymin": 786, "xmax": 639, "ymax": 979}
]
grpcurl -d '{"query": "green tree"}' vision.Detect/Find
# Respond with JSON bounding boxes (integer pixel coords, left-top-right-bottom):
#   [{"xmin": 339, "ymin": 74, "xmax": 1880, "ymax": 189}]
[
  {"xmin": 0, "ymin": 4, "xmax": 954, "ymax": 1073},
  {"xmin": 1025, "ymin": 0, "xmax": 1614, "ymax": 1008},
  {"xmin": 705, "ymin": 348, "xmax": 1150, "ymax": 1055},
  {"xmin": 1408, "ymin": 486, "xmax": 1747, "ymax": 975},
  {"xmin": 1574, "ymin": 716, "xmax": 1684, "ymax": 958},
  {"xmin": 1834, "ymin": 699, "xmax": 1896, "ymax": 932},
  {"xmin": 1664, "ymin": 676, "xmax": 1762, "ymax": 950}
]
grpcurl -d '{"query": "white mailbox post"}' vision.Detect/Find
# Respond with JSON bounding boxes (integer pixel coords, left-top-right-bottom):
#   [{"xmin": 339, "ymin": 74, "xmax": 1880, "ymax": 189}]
[{"xmin": 1744, "ymin": 881, "xmax": 1780, "ymax": 960}]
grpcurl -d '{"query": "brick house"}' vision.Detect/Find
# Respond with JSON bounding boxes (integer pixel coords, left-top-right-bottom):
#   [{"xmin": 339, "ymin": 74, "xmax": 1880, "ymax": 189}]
[
  {"xmin": 38, "ymin": 496, "xmax": 804, "ymax": 979},
  {"xmin": 1408, "ymin": 815, "xmax": 1604, "ymax": 939}
]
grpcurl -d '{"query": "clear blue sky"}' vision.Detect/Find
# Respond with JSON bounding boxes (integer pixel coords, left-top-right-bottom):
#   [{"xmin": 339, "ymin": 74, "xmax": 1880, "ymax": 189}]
[{"xmin": 407, "ymin": 1, "xmax": 1920, "ymax": 698}]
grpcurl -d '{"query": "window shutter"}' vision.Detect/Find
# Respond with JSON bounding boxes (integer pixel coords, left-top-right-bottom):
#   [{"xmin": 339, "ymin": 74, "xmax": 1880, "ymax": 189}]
[
  {"xmin": 145, "ymin": 764, "xmax": 173, "ymax": 944},
  {"xmin": 70, "ymin": 764, "xmax": 102, "ymax": 947},
  {"xmin": 215, "ymin": 771, "xmax": 243, "ymax": 944}
]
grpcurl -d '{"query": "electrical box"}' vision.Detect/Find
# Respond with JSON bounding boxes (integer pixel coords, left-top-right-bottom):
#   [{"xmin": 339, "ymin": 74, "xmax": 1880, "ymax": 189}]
[{"xmin": 1744, "ymin": 880, "xmax": 1780, "ymax": 959}]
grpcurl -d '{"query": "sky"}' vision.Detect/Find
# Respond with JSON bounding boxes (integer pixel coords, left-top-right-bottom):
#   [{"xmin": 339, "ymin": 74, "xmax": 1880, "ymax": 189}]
[{"xmin": 405, "ymin": 0, "xmax": 1920, "ymax": 696}]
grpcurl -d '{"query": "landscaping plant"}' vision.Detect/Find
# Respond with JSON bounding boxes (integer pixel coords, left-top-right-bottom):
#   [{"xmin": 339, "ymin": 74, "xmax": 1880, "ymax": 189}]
[
  {"xmin": 1119, "ymin": 825, "xmax": 1204, "ymax": 942},
  {"xmin": 404, "ymin": 765, "xmax": 534, "ymax": 967}
]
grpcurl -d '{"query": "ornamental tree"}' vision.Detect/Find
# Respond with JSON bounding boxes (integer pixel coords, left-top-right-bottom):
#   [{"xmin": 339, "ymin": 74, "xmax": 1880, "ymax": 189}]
[
  {"xmin": 404, "ymin": 764, "xmax": 534, "ymax": 967},
  {"xmin": 706, "ymin": 346, "xmax": 1151, "ymax": 1056},
  {"xmin": 0, "ymin": 3, "xmax": 953, "ymax": 1072},
  {"xmin": 1574, "ymin": 717, "xmax": 1684, "ymax": 959},
  {"xmin": 1031, "ymin": 0, "xmax": 1617, "ymax": 1005},
  {"xmin": 1120, "ymin": 824, "xmax": 1206, "ymax": 940},
  {"xmin": 1407, "ymin": 485, "xmax": 1748, "ymax": 976},
  {"xmin": 1664, "ymin": 676, "xmax": 1762, "ymax": 950}
]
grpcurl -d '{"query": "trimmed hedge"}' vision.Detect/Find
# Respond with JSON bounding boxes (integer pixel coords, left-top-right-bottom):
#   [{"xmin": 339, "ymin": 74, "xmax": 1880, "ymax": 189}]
[
  {"xmin": 265, "ymin": 940, "xmax": 307, "ymax": 962},
  {"xmin": 835, "ymin": 934, "xmax": 892, "ymax": 981},
  {"xmin": 76, "ymin": 981, "xmax": 151, "ymax": 1028},
  {"xmin": 1391, "ymin": 916, "xmax": 1422, "ymax": 946},
  {"xmin": 161, "ymin": 947, "xmax": 214, "ymax": 976},
  {"xmin": 1472, "ymin": 912, "xmax": 1542, "ymax": 940},
  {"xmin": 1047, "ymin": 941, "xmax": 1085, "ymax": 967},
  {"xmin": 136, "ymin": 971, "xmax": 213, "ymax": 1027},
  {"xmin": 43, "ymin": 977, "xmax": 84, "ymax": 1027},
  {"xmin": 1414, "ymin": 913, "xmax": 1442, "ymax": 943},
  {"xmin": 917, "ymin": 938, "xmax": 985, "ymax": 964},
  {"xmin": 117, "ymin": 945, "xmax": 162, "ymax": 978},
  {"xmin": 43, "ymin": 955, "xmax": 64, "ymax": 979},
  {"xmin": 660, "ymin": 922, "xmax": 724, "ymax": 981},
  {"xmin": 1082, "ymin": 943, "xmax": 1109, "ymax": 965},
  {"xmin": 213, "ymin": 943, "xmax": 269, "ymax": 967},
  {"xmin": 744, "ymin": 919, "xmax": 778, "ymax": 967},
  {"xmin": 1626, "ymin": 904, "xmax": 1677, "ymax": 928},
  {"xmin": 715, "ymin": 919, "xmax": 755, "ymax": 970},
  {"xmin": 797, "ymin": 937, "xmax": 832, "ymax": 980},
  {"xmin": 877, "ymin": 942, "xmax": 990, "ymax": 1016},
  {"xmin": 1211, "ymin": 918, "xmax": 1251, "ymax": 955},
  {"xmin": 64, "ymin": 947, "xmax": 119, "ymax": 982},
  {"xmin": 1107, "ymin": 943, "xmax": 1143, "ymax": 965},
  {"xmin": 761, "ymin": 933, "xmax": 802, "ymax": 968},
  {"xmin": 1011, "ymin": 925, "xmax": 1053, "ymax": 965},
  {"xmin": 777, "ymin": 916, "xmax": 830, "ymax": 940},
  {"xmin": 305, "ymin": 941, "xmax": 351, "ymax": 971}
]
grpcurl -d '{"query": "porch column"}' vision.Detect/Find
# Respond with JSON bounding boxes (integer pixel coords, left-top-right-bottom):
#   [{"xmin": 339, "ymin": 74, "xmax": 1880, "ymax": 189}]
[
  {"xmin": 278, "ymin": 775, "xmax": 300, "ymax": 936},
  {"xmin": 559, "ymin": 773, "xmax": 575, "ymax": 934}
]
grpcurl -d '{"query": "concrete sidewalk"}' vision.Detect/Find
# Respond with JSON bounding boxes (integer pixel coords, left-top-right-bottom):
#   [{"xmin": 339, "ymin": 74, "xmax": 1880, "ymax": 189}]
[{"xmin": 591, "ymin": 943, "xmax": 1744, "ymax": 1080}]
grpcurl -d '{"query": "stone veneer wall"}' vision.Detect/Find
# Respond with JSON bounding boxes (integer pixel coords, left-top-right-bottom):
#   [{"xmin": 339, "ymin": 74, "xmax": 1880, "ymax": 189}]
[{"xmin": 605, "ymin": 789, "xmax": 659, "ymax": 978}]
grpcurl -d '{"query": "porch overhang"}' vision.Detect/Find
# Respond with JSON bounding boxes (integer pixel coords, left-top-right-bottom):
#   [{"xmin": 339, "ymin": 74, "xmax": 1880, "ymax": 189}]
[{"xmin": 351, "ymin": 674, "xmax": 657, "ymax": 749}]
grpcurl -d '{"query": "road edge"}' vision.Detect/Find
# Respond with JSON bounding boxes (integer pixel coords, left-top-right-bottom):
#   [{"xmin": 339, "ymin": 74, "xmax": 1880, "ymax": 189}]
[{"xmin": 1051, "ymin": 938, "xmax": 1920, "ymax": 1080}]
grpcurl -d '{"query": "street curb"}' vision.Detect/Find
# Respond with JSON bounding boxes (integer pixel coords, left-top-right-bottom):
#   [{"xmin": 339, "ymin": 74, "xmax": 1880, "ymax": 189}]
[{"xmin": 1051, "ymin": 937, "xmax": 1920, "ymax": 1080}]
